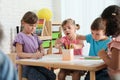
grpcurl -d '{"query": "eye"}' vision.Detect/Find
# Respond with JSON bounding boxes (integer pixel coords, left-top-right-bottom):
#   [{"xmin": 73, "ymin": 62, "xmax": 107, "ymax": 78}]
[
  {"xmin": 30, "ymin": 24, "xmax": 37, "ymax": 28},
  {"xmin": 68, "ymin": 27, "xmax": 71, "ymax": 29},
  {"xmin": 63, "ymin": 28, "xmax": 66, "ymax": 31},
  {"xmin": 29, "ymin": 24, "xmax": 34, "ymax": 26}
]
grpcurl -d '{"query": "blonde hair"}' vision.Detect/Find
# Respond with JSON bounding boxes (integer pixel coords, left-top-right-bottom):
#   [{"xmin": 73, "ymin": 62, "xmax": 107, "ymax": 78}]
[{"xmin": 61, "ymin": 18, "xmax": 80, "ymax": 30}]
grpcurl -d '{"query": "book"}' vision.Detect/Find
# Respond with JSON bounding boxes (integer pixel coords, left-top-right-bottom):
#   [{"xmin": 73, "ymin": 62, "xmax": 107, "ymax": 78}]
[{"xmin": 84, "ymin": 56, "xmax": 101, "ymax": 60}]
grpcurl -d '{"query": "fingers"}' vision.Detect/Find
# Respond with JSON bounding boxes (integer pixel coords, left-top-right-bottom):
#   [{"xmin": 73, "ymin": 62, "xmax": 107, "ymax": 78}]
[
  {"xmin": 32, "ymin": 52, "xmax": 43, "ymax": 59},
  {"xmin": 98, "ymin": 49, "xmax": 107, "ymax": 58}
]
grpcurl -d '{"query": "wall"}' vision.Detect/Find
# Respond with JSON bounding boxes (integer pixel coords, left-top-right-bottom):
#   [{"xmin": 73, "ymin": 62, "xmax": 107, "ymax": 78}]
[{"xmin": 0, "ymin": 0, "xmax": 53, "ymax": 53}]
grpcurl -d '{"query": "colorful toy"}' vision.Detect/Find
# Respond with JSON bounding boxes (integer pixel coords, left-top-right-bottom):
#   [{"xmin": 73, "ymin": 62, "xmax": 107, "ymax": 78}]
[{"xmin": 36, "ymin": 19, "xmax": 45, "ymax": 36}]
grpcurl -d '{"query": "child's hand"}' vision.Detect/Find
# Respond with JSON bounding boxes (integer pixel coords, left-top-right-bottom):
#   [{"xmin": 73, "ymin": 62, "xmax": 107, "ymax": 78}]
[
  {"xmin": 55, "ymin": 39, "xmax": 62, "ymax": 48},
  {"xmin": 32, "ymin": 52, "xmax": 43, "ymax": 59},
  {"xmin": 71, "ymin": 43, "xmax": 83, "ymax": 49},
  {"xmin": 68, "ymin": 34, "xmax": 76, "ymax": 41},
  {"xmin": 98, "ymin": 49, "xmax": 107, "ymax": 59}
]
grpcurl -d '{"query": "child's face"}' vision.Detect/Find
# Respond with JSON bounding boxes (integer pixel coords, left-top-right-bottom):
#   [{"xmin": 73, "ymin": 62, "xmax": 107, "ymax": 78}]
[
  {"xmin": 22, "ymin": 22, "xmax": 37, "ymax": 34},
  {"xmin": 62, "ymin": 23, "xmax": 76, "ymax": 37},
  {"xmin": 91, "ymin": 30, "xmax": 105, "ymax": 41}
]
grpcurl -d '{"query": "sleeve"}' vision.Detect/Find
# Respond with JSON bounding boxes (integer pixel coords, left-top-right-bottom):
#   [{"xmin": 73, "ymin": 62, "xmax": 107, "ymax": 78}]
[
  {"xmin": 85, "ymin": 34, "xmax": 92, "ymax": 43},
  {"xmin": 0, "ymin": 52, "xmax": 18, "ymax": 80},
  {"xmin": 13, "ymin": 34, "xmax": 24, "ymax": 47}
]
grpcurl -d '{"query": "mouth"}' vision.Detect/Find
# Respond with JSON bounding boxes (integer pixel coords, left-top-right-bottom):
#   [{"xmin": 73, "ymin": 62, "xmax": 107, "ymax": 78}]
[{"xmin": 66, "ymin": 33, "xmax": 70, "ymax": 35}]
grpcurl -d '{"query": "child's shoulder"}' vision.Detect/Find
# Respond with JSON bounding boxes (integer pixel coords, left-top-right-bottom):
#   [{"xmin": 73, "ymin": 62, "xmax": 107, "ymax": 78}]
[
  {"xmin": 17, "ymin": 32, "xmax": 25, "ymax": 36},
  {"xmin": 15, "ymin": 32, "xmax": 24, "ymax": 38},
  {"xmin": 32, "ymin": 33, "xmax": 38, "ymax": 37}
]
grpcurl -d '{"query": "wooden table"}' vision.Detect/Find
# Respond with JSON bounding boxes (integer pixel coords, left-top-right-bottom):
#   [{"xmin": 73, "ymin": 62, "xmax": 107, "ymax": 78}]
[{"xmin": 16, "ymin": 54, "xmax": 106, "ymax": 80}]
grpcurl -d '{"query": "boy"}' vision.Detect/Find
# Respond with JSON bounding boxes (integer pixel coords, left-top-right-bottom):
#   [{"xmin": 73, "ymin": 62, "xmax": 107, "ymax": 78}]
[{"xmin": 78, "ymin": 17, "xmax": 111, "ymax": 80}]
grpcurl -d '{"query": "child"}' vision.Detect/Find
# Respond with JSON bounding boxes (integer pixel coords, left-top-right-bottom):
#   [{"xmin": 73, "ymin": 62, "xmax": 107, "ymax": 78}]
[
  {"xmin": 78, "ymin": 17, "xmax": 111, "ymax": 80},
  {"xmin": 55, "ymin": 18, "xmax": 84, "ymax": 80},
  {"xmin": 0, "ymin": 23, "xmax": 18, "ymax": 80},
  {"xmin": 98, "ymin": 5, "xmax": 120, "ymax": 80},
  {"xmin": 13, "ymin": 11, "xmax": 56, "ymax": 80}
]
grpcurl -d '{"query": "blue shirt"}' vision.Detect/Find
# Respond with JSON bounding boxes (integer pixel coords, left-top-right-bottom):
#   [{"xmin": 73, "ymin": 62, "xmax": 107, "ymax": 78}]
[
  {"xmin": 86, "ymin": 34, "xmax": 111, "ymax": 56},
  {"xmin": 0, "ymin": 51, "xmax": 18, "ymax": 80}
]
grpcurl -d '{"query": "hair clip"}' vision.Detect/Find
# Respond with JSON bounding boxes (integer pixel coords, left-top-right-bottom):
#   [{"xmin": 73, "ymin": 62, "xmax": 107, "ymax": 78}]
[{"xmin": 112, "ymin": 13, "xmax": 116, "ymax": 16}]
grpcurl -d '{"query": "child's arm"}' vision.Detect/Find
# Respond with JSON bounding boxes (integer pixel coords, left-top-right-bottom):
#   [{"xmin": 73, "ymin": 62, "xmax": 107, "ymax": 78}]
[
  {"xmin": 77, "ymin": 35, "xmax": 86, "ymax": 40},
  {"xmin": 98, "ymin": 49, "xmax": 111, "ymax": 66},
  {"xmin": 70, "ymin": 35, "xmax": 84, "ymax": 49},
  {"xmin": 71, "ymin": 40, "xmax": 84, "ymax": 49},
  {"xmin": 55, "ymin": 38, "xmax": 63, "ymax": 49},
  {"xmin": 71, "ymin": 44, "xmax": 83, "ymax": 49},
  {"xmin": 16, "ymin": 43, "xmax": 43, "ymax": 59}
]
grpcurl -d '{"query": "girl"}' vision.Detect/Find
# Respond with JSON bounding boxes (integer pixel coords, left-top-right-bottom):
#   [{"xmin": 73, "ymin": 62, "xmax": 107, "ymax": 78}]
[
  {"xmin": 13, "ymin": 11, "xmax": 56, "ymax": 80},
  {"xmin": 55, "ymin": 18, "xmax": 84, "ymax": 80},
  {"xmin": 98, "ymin": 5, "xmax": 120, "ymax": 80}
]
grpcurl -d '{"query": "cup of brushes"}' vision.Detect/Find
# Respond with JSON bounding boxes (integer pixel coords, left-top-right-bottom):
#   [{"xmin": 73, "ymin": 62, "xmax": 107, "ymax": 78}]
[{"xmin": 62, "ymin": 43, "xmax": 74, "ymax": 61}]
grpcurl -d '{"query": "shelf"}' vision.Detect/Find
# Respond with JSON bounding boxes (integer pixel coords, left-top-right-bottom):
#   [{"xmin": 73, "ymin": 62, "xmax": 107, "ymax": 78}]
[
  {"xmin": 52, "ymin": 22, "xmax": 61, "ymax": 26},
  {"xmin": 39, "ymin": 36, "xmax": 52, "ymax": 40}
]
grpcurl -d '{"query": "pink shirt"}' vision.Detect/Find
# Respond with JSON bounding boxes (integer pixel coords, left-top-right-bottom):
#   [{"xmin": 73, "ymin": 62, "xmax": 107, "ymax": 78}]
[{"xmin": 60, "ymin": 36, "xmax": 84, "ymax": 55}]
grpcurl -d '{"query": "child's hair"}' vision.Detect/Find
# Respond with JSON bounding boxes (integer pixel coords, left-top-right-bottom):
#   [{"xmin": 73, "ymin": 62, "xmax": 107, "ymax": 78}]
[
  {"xmin": 91, "ymin": 17, "xmax": 105, "ymax": 31},
  {"xmin": 61, "ymin": 18, "xmax": 80, "ymax": 30},
  {"xmin": 101, "ymin": 5, "xmax": 120, "ymax": 37},
  {"xmin": 21, "ymin": 11, "xmax": 38, "ymax": 24},
  {"xmin": 20, "ymin": 11, "xmax": 38, "ymax": 31}
]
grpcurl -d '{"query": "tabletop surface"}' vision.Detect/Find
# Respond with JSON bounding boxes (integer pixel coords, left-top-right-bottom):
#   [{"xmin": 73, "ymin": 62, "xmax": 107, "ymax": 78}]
[{"xmin": 16, "ymin": 54, "xmax": 106, "ymax": 71}]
